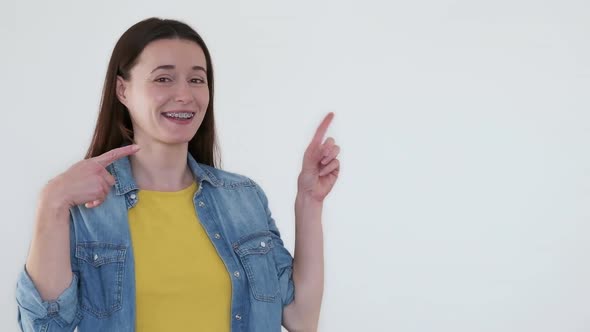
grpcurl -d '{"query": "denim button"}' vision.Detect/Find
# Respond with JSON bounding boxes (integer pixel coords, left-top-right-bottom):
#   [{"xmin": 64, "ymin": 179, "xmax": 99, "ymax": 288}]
[
  {"xmin": 234, "ymin": 271, "xmax": 240, "ymax": 278},
  {"xmin": 47, "ymin": 301, "xmax": 60, "ymax": 314},
  {"xmin": 260, "ymin": 241, "xmax": 266, "ymax": 248},
  {"xmin": 199, "ymin": 201, "xmax": 205, "ymax": 207},
  {"xmin": 94, "ymin": 254, "xmax": 99, "ymax": 261},
  {"xmin": 214, "ymin": 233, "xmax": 221, "ymax": 239},
  {"xmin": 235, "ymin": 314, "xmax": 242, "ymax": 320},
  {"xmin": 130, "ymin": 193, "xmax": 136, "ymax": 199}
]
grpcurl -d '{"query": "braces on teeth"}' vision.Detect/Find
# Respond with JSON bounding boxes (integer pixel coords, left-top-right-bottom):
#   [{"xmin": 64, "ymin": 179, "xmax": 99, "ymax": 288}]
[{"xmin": 165, "ymin": 113, "xmax": 194, "ymax": 119}]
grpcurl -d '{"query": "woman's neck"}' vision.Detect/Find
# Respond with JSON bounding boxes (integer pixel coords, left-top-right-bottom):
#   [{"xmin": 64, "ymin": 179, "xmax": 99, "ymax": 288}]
[{"xmin": 128, "ymin": 142, "xmax": 194, "ymax": 192}]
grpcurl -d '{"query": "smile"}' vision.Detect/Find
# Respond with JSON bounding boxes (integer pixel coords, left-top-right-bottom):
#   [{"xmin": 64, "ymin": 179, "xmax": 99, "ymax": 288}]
[{"xmin": 162, "ymin": 112, "xmax": 195, "ymax": 119}]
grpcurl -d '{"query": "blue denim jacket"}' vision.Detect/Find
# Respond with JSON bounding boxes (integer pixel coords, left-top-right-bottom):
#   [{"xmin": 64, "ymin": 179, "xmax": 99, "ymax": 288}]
[{"xmin": 16, "ymin": 152, "xmax": 295, "ymax": 331}]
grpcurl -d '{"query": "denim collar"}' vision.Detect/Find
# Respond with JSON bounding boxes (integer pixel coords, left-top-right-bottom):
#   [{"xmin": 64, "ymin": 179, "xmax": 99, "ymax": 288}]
[{"xmin": 107, "ymin": 146, "xmax": 222, "ymax": 196}]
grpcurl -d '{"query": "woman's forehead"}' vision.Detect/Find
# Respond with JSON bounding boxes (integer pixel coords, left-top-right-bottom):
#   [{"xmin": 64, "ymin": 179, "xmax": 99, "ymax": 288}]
[{"xmin": 136, "ymin": 39, "xmax": 207, "ymax": 71}]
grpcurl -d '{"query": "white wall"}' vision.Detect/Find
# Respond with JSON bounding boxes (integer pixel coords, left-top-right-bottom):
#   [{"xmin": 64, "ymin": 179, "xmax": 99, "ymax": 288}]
[{"xmin": 1, "ymin": 0, "xmax": 589, "ymax": 331}]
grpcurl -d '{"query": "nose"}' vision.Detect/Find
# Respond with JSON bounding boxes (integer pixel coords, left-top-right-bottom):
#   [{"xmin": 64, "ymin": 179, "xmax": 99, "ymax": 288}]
[{"xmin": 174, "ymin": 81, "xmax": 194, "ymax": 104}]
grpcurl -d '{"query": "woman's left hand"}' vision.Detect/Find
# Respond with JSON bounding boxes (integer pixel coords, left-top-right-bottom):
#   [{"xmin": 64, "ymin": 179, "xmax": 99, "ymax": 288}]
[{"xmin": 298, "ymin": 112, "xmax": 341, "ymax": 203}]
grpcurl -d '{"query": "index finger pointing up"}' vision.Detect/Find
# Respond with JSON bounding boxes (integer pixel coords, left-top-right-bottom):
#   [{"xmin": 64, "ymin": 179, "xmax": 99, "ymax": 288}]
[
  {"xmin": 311, "ymin": 112, "xmax": 335, "ymax": 146},
  {"xmin": 93, "ymin": 144, "xmax": 141, "ymax": 167}
]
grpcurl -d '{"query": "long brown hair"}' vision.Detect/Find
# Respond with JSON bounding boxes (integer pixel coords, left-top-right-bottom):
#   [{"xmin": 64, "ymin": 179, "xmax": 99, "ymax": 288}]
[{"xmin": 85, "ymin": 17, "xmax": 221, "ymax": 168}]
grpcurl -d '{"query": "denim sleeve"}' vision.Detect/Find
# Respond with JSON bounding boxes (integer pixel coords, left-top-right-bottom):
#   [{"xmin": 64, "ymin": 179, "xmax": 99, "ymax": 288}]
[
  {"xmin": 16, "ymin": 217, "xmax": 81, "ymax": 331},
  {"xmin": 16, "ymin": 268, "xmax": 80, "ymax": 331},
  {"xmin": 252, "ymin": 180, "xmax": 295, "ymax": 306}
]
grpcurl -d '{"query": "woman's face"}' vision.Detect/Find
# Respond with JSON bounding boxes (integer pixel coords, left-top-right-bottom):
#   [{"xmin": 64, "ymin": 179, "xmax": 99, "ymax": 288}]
[{"xmin": 116, "ymin": 38, "xmax": 210, "ymax": 146}]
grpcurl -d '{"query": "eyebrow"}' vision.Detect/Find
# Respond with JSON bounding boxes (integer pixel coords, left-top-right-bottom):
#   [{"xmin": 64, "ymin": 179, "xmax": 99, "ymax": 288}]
[{"xmin": 150, "ymin": 65, "xmax": 207, "ymax": 73}]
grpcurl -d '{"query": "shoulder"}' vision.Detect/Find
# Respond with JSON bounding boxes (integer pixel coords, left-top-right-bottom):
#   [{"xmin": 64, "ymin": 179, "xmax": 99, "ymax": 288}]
[
  {"xmin": 196, "ymin": 163, "xmax": 261, "ymax": 189},
  {"xmin": 196, "ymin": 164, "xmax": 271, "ymax": 206}
]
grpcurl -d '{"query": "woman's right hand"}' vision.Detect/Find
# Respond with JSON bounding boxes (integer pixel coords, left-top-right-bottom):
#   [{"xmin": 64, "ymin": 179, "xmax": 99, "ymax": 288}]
[{"xmin": 41, "ymin": 144, "xmax": 141, "ymax": 211}]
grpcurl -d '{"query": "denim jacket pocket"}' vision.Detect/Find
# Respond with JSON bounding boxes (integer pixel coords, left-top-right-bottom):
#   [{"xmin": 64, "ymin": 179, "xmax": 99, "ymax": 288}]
[
  {"xmin": 75, "ymin": 242, "xmax": 127, "ymax": 318},
  {"xmin": 233, "ymin": 231, "xmax": 280, "ymax": 303}
]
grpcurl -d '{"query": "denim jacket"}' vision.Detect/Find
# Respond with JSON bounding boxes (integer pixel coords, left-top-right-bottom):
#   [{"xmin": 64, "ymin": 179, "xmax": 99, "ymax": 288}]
[{"xmin": 16, "ymin": 151, "xmax": 295, "ymax": 331}]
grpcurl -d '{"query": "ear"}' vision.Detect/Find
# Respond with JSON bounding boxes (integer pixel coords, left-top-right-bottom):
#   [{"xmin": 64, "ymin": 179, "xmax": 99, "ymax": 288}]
[{"xmin": 116, "ymin": 76, "xmax": 129, "ymax": 106}]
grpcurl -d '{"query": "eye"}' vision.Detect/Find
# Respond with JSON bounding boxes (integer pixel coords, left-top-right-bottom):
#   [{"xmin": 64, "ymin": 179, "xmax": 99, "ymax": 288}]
[
  {"xmin": 191, "ymin": 78, "xmax": 206, "ymax": 84},
  {"xmin": 155, "ymin": 77, "xmax": 172, "ymax": 83}
]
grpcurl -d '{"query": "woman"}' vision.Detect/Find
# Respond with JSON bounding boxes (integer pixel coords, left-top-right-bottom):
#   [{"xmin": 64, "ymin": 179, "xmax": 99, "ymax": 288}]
[{"xmin": 16, "ymin": 17, "xmax": 340, "ymax": 332}]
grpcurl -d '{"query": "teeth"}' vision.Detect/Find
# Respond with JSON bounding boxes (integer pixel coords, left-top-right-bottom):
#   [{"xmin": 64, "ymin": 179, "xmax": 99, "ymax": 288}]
[{"xmin": 164, "ymin": 112, "xmax": 194, "ymax": 119}]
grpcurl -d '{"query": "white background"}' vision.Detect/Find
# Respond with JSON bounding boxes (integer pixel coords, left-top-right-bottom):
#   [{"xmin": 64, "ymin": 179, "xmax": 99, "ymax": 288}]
[{"xmin": 1, "ymin": 0, "xmax": 589, "ymax": 331}]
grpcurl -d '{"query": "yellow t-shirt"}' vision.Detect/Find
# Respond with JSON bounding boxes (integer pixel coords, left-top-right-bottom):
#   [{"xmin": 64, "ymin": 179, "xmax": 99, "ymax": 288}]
[{"xmin": 128, "ymin": 181, "xmax": 231, "ymax": 331}]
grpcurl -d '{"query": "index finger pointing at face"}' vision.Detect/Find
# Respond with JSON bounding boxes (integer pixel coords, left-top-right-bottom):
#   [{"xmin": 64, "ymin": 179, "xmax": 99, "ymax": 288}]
[
  {"xmin": 311, "ymin": 112, "xmax": 335, "ymax": 145},
  {"xmin": 93, "ymin": 144, "xmax": 141, "ymax": 167}
]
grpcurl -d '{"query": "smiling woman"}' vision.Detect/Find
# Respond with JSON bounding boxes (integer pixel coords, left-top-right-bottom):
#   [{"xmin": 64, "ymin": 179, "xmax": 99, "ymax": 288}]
[
  {"xmin": 114, "ymin": 38, "xmax": 210, "ymax": 148},
  {"xmin": 84, "ymin": 20, "xmax": 218, "ymax": 168},
  {"xmin": 15, "ymin": 17, "xmax": 340, "ymax": 332}
]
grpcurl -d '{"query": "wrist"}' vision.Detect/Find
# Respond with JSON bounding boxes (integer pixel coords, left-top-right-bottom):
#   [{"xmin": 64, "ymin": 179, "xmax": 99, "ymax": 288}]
[
  {"xmin": 295, "ymin": 191, "xmax": 324, "ymax": 208},
  {"xmin": 39, "ymin": 177, "xmax": 71, "ymax": 214}
]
